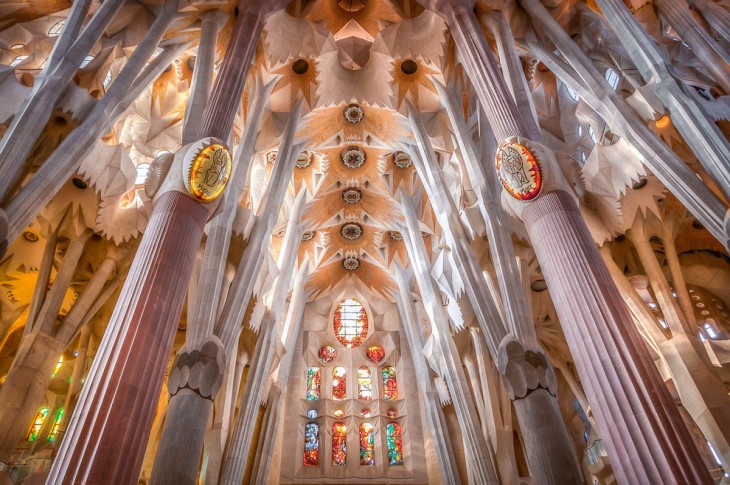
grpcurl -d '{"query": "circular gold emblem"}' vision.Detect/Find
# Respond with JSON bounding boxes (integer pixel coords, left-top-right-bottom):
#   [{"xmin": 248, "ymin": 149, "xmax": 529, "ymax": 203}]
[
  {"xmin": 496, "ymin": 141, "xmax": 542, "ymax": 201},
  {"xmin": 187, "ymin": 144, "xmax": 232, "ymax": 202}
]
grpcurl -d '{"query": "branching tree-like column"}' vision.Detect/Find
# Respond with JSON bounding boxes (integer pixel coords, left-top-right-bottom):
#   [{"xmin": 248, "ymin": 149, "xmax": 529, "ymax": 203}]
[
  {"xmin": 409, "ymin": 96, "xmax": 582, "ymax": 484},
  {"xmin": 48, "ymin": 3, "xmax": 285, "ymax": 483},
  {"xmin": 595, "ymin": 0, "xmax": 730, "ymax": 202},
  {"xmin": 399, "ymin": 190, "xmax": 500, "ymax": 484},
  {"xmin": 148, "ymin": 77, "xmax": 275, "ymax": 485},
  {"xmin": 219, "ymin": 189, "xmax": 307, "ymax": 485},
  {"xmin": 420, "ymin": 0, "xmax": 713, "ymax": 482},
  {"xmin": 654, "ymin": 0, "xmax": 730, "ymax": 94}
]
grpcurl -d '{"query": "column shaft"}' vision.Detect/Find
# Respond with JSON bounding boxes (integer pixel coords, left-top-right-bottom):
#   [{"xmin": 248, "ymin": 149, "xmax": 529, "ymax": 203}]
[
  {"xmin": 522, "ymin": 190, "xmax": 711, "ymax": 484},
  {"xmin": 48, "ymin": 192, "xmax": 207, "ymax": 484}
]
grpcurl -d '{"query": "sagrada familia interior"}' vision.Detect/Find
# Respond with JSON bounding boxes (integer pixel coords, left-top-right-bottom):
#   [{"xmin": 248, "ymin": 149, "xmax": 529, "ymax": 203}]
[{"xmin": 0, "ymin": 0, "xmax": 729, "ymax": 483}]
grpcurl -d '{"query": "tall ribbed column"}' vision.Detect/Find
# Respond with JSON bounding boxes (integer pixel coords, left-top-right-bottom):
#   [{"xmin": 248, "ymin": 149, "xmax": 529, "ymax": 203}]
[
  {"xmin": 654, "ymin": 0, "xmax": 730, "ymax": 94},
  {"xmin": 522, "ymin": 190, "xmax": 711, "ymax": 484},
  {"xmin": 399, "ymin": 190, "xmax": 499, "ymax": 484},
  {"xmin": 48, "ymin": 191, "xmax": 208, "ymax": 484},
  {"xmin": 395, "ymin": 264, "xmax": 461, "ymax": 484},
  {"xmin": 423, "ymin": 0, "xmax": 715, "ymax": 481},
  {"xmin": 689, "ymin": 0, "xmax": 730, "ymax": 41}
]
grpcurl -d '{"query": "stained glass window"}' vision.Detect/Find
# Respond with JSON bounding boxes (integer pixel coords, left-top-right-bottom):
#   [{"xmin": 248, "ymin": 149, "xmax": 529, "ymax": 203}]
[
  {"xmin": 48, "ymin": 20, "xmax": 65, "ymax": 36},
  {"xmin": 332, "ymin": 423, "xmax": 347, "ymax": 466},
  {"xmin": 306, "ymin": 366, "xmax": 321, "ymax": 400},
  {"xmin": 26, "ymin": 408, "xmax": 49, "ymax": 442},
  {"xmin": 52, "ymin": 356, "xmax": 63, "ymax": 378},
  {"xmin": 334, "ymin": 409, "xmax": 345, "ymax": 418},
  {"xmin": 333, "ymin": 366, "xmax": 347, "ymax": 400},
  {"xmin": 48, "ymin": 409, "xmax": 63, "ymax": 441},
  {"xmin": 318, "ymin": 345, "xmax": 336, "ymax": 362},
  {"xmin": 306, "ymin": 409, "xmax": 318, "ymax": 419},
  {"xmin": 357, "ymin": 366, "xmax": 372, "ymax": 400},
  {"xmin": 387, "ymin": 423, "xmax": 403, "ymax": 465},
  {"xmin": 367, "ymin": 345, "xmax": 385, "ymax": 363},
  {"xmin": 361, "ymin": 409, "xmax": 372, "ymax": 418},
  {"xmin": 333, "ymin": 298, "xmax": 368, "ymax": 348},
  {"xmin": 382, "ymin": 366, "xmax": 398, "ymax": 400},
  {"xmin": 304, "ymin": 423, "xmax": 319, "ymax": 466},
  {"xmin": 387, "ymin": 409, "xmax": 398, "ymax": 418},
  {"xmin": 360, "ymin": 423, "xmax": 375, "ymax": 465}
]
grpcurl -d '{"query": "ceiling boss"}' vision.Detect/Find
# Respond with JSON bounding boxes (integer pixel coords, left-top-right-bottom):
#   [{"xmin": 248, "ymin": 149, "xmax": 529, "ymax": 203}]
[{"xmin": 185, "ymin": 142, "xmax": 232, "ymax": 202}]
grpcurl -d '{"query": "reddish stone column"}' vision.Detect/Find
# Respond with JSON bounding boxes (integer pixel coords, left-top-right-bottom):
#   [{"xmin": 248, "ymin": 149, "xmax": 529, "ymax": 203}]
[
  {"xmin": 522, "ymin": 190, "xmax": 711, "ymax": 485},
  {"xmin": 47, "ymin": 191, "xmax": 207, "ymax": 484}
]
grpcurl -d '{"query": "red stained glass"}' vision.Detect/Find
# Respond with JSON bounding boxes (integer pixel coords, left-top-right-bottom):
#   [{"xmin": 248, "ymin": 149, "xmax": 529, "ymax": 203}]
[
  {"xmin": 332, "ymin": 423, "xmax": 347, "ymax": 466},
  {"xmin": 334, "ymin": 298, "xmax": 368, "ymax": 348},
  {"xmin": 367, "ymin": 345, "xmax": 385, "ymax": 363},
  {"xmin": 333, "ymin": 366, "xmax": 347, "ymax": 400},
  {"xmin": 360, "ymin": 423, "xmax": 375, "ymax": 465},
  {"xmin": 318, "ymin": 345, "xmax": 336, "ymax": 362}
]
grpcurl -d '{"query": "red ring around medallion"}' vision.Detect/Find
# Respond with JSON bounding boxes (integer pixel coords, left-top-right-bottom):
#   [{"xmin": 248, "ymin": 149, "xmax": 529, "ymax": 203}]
[{"xmin": 495, "ymin": 142, "xmax": 543, "ymax": 201}]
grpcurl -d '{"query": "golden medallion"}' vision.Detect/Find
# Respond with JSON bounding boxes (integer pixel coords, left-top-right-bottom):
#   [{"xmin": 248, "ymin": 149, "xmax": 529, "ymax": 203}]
[
  {"xmin": 186, "ymin": 143, "xmax": 232, "ymax": 202},
  {"xmin": 495, "ymin": 141, "xmax": 542, "ymax": 201}
]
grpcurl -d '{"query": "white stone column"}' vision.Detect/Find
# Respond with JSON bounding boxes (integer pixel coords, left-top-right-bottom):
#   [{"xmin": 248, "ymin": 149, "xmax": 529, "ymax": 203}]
[
  {"xmin": 520, "ymin": 0, "xmax": 729, "ymax": 248},
  {"xmin": 182, "ymin": 10, "xmax": 229, "ymax": 144},
  {"xmin": 596, "ymin": 0, "xmax": 730, "ymax": 202},
  {"xmin": 219, "ymin": 190, "xmax": 307, "ymax": 485},
  {"xmin": 399, "ymin": 189, "xmax": 500, "ymax": 484},
  {"xmin": 654, "ymin": 0, "xmax": 730, "ymax": 94}
]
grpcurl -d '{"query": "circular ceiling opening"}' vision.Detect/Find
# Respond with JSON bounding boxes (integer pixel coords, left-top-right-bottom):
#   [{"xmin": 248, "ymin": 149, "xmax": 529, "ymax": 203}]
[
  {"xmin": 400, "ymin": 59, "xmax": 418, "ymax": 75},
  {"xmin": 292, "ymin": 59, "xmax": 309, "ymax": 74}
]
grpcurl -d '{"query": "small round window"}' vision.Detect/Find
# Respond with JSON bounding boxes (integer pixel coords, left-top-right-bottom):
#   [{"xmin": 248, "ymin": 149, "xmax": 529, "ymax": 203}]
[{"xmin": 333, "ymin": 298, "xmax": 368, "ymax": 348}]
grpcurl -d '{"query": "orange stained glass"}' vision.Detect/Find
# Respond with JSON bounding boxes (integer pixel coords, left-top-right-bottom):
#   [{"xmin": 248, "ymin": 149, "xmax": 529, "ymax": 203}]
[
  {"xmin": 360, "ymin": 423, "xmax": 375, "ymax": 465},
  {"xmin": 334, "ymin": 298, "xmax": 368, "ymax": 348},
  {"xmin": 332, "ymin": 423, "xmax": 347, "ymax": 466},
  {"xmin": 382, "ymin": 366, "xmax": 398, "ymax": 400},
  {"xmin": 333, "ymin": 366, "xmax": 347, "ymax": 400},
  {"xmin": 26, "ymin": 408, "xmax": 49, "ymax": 442}
]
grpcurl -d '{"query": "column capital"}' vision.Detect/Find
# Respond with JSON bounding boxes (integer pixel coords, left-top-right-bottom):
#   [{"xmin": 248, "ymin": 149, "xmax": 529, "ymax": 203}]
[
  {"xmin": 497, "ymin": 336, "xmax": 558, "ymax": 400},
  {"xmin": 145, "ymin": 137, "xmax": 232, "ymax": 219},
  {"xmin": 167, "ymin": 335, "xmax": 226, "ymax": 400},
  {"xmin": 495, "ymin": 136, "xmax": 580, "ymax": 220}
]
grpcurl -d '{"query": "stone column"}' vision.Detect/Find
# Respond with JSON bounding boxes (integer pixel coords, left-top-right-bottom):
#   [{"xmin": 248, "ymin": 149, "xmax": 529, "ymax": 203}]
[
  {"xmin": 394, "ymin": 265, "xmax": 461, "ymax": 484},
  {"xmin": 654, "ymin": 0, "xmax": 730, "ymax": 94},
  {"xmin": 0, "ymin": 0, "xmax": 125, "ymax": 204},
  {"xmin": 182, "ymin": 10, "xmax": 229, "ymax": 144},
  {"xmin": 408, "ymin": 101, "xmax": 582, "ymax": 484},
  {"xmin": 689, "ymin": 0, "xmax": 730, "ymax": 41},
  {"xmin": 399, "ymin": 190, "xmax": 500, "ymax": 484},
  {"xmin": 148, "ymin": 78, "xmax": 274, "ymax": 485},
  {"xmin": 219, "ymin": 190, "xmax": 307, "ymax": 485},
  {"xmin": 596, "ymin": 0, "xmax": 730, "ymax": 202},
  {"xmin": 49, "ymin": 2, "xmax": 285, "ymax": 481},
  {"xmin": 422, "ymin": 0, "xmax": 713, "ymax": 482},
  {"xmin": 520, "ymin": 0, "xmax": 728, "ymax": 247},
  {"xmin": 47, "ymin": 190, "xmax": 209, "ymax": 484}
]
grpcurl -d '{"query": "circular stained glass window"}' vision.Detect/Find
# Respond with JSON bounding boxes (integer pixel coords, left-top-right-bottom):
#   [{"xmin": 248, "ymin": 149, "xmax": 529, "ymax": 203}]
[
  {"xmin": 334, "ymin": 298, "xmax": 368, "ymax": 348},
  {"xmin": 318, "ymin": 345, "xmax": 337, "ymax": 362},
  {"xmin": 367, "ymin": 346, "xmax": 385, "ymax": 363}
]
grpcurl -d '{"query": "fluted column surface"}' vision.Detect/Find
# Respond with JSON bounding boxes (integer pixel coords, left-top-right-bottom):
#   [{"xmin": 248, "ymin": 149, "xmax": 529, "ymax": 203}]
[
  {"xmin": 522, "ymin": 190, "xmax": 711, "ymax": 485},
  {"xmin": 48, "ymin": 191, "xmax": 208, "ymax": 485}
]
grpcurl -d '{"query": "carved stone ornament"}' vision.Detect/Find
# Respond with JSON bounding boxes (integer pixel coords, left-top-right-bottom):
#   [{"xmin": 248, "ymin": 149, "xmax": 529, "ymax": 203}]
[
  {"xmin": 301, "ymin": 230, "xmax": 314, "ymax": 241},
  {"xmin": 496, "ymin": 141, "xmax": 543, "ymax": 201},
  {"xmin": 144, "ymin": 150, "xmax": 174, "ymax": 198},
  {"xmin": 342, "ymin": 188, "xmax": 362, "ymax": 204},
  {"xmin": 296, "ymin": 151, "xmax": 311, "ymax": 169},
  {"xmin": 342, "ymin": 256, "xmax": 360, "ymax": 270},
  {"xmin": 343, "ymin": 104, "xmax": 364, "ymax": 123},
  {"xmin": 340, "ymin": 222, "xmax": 363, "ymax": 240},
  {"xmin": 184, "ymin": 142, "xmax": 232, "ymax": 203},
  {"xmin": 341, "ymin": 146, "xmax": 366, "ymax": 169},
  {"xmin": 390, "ymin": 231, "xmax": 403, "ymax": 241},
  {"xmin": 393, "ymin": 151, "xmax": 412, "ymax": 168}
]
